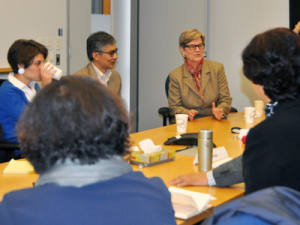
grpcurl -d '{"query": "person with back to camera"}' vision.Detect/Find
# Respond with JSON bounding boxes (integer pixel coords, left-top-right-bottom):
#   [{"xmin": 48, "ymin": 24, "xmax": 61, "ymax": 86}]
[
  {"xmin": 0, "ymin": 39, "xmax": 55, "ymax": 161},
  {"xmin": 75, "ymin": 31, "xmax": 121, "ymax": 96},
  {"xmin": 200, "ymin": 27, "xmax": 300, "ymax": 225},
  {"xmin": 170, "ymin": 27, "xmax": 300, "ymax": 196},
  {"xmin": 168, "ymin": 29, "xmax": 232, "ymax": 123},
  {"xmin": 0, "ymin": 76, "xmax": 176, "ymax": 225}
]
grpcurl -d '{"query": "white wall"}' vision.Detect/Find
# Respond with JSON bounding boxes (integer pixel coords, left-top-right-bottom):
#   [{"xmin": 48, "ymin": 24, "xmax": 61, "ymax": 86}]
[
  {"xmin": 207, "ymin": 0, "xmax": 289, "ymax": 111},
  {"xmin": 1, "ymin": 1, "xmax": 290, "ymax": 131},
  {"xmin": 68, "ymin": 0, "xmax": 91, "ymax": 74},
  {"xmin": 0, "ymin": 0, "xmax": 67, "ymax": 74},
  {"xmin": 0, "ymin": 0, "xmax": 91, "ymax": 77},
  {"xmin": 111, "ymin": 0, "xmax": 132, "ymax": 111},
  {"xmin": 138, "ymin": 0, "xmax": 207, "ymax": 131},
  {"xmin": 137, "ymin": 0, "xmax": 289, "ymax": 132},
  {"xmin": 91, "ymin": 15, "xmax": 111, "ymax": 34},
  {"xmin": 111, "ymin": 0, "xmax": 139, "ymax": 132}
]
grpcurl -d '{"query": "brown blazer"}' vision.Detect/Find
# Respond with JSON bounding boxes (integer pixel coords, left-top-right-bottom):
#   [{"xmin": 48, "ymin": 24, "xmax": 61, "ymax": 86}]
[
  {"xmin": 168, "ymin": 60, "xmax": 232, "ymax": 119},
  {"xmin": 75, "ymin": 62, "xmax": 122, "ymax": 96}
]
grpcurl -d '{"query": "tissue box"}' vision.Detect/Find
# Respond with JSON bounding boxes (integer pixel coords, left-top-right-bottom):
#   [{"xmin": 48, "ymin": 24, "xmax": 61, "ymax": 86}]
[{"xmin": 130, "ymin": 149, "xmax": 176, "ymax": 167}]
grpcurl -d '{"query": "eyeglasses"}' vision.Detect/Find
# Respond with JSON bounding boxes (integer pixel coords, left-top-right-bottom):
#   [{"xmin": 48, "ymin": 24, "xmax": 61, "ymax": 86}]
[
  {"xmin": 185, "ymin": 44, "xmax": 205, "ymax": 51},
  {"xmin": 31, "ymin": 60, "xmax": 44, "ymax": 67},
  {"xmin": 96, "ymin": 48, "xmax": 118, "ymax": 57}
]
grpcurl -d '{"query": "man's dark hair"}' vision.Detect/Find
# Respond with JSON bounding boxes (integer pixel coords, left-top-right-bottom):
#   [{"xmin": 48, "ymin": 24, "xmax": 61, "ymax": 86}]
[
  {"xmin": 86, "ymin": 31, "xmax": 116, "ymax": 61},
  {"xmin": 242, "ymin": 28, "xmax": 300, "ymax": 101},
  {"xmin": 7, "ymin": 39, "xmax": 48, "ymax": 74},
  {"xmin": 17, "ymin": 76, "xmax": 130, "ymax": 173}
]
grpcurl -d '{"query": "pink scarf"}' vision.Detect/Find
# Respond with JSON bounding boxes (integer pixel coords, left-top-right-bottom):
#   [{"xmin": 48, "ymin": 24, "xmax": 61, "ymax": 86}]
[{"xmin": 184, "ymin": 58, "xmax": 204, "ymax": 103}]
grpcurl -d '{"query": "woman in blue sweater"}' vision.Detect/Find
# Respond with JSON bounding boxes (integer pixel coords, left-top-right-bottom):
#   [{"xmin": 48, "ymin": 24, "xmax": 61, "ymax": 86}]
[{"xmin": 0, "ymin": 40, "xmax": 54, "ymax": 159}]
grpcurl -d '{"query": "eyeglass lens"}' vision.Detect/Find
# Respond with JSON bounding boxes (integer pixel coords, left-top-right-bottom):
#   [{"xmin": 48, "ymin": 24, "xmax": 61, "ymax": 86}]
[
  {"xmin": 109, "ymin": 49, "xmax": 118, "ymax": 56},
  {"xmin": 187, "ymin": 44, "xmax": 205, "ymax": 50},
  {"xmin": 97, "ymin": 48, "xmax": 118, "ymax": 57}
]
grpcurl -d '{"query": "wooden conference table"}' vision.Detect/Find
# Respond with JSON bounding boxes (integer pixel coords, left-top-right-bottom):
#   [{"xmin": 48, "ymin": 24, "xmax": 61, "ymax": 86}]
[{"xmin": 0, "ymin": 112, "xmax": 264, "ymax": 225}]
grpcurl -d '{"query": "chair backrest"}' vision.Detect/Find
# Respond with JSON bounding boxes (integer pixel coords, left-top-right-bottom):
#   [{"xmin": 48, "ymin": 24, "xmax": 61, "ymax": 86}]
[
  {"xmin": 165, "ymin": 75, "xmax": 170, "ymax": 98},
  {"xmin": 0, "ymin": 123, "xmax": 20, "ymax": 163},
  {"xmin": 0, "ymin": 123, "xmax": 5, "ymax": 141},
  {"xmin": 0, "ymin": 79, "xmax": 6, "ymax": 87}
]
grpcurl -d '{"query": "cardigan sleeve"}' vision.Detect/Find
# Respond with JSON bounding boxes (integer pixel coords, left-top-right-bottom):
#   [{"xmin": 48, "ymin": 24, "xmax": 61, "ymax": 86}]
[{"xmin": 0, "ymin": 87, "xmax": 28, "ymax": 122}]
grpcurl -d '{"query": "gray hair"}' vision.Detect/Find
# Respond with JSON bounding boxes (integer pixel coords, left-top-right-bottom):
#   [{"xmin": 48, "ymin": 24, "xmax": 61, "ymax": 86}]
[{"xmin": 86, "ymin": 31, "xmax": 116, "ymax": 61}]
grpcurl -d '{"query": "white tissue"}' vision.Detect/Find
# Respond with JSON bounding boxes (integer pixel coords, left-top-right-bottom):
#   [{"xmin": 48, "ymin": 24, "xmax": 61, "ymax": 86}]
[
  {"xmin": 139, "ymin": 138, "xmax": 162, "ymax": 154},
  {"xmin": 130, "ymin": 146, "xmax": 140, "ymax": 152},
  {"xmin": 239, "ymin": 129, "xmax": 249, "ymax": 139}
]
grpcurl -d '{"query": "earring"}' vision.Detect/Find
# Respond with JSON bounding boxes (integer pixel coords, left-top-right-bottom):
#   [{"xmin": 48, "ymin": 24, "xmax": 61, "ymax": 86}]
[
  {"xmin": 18, "ymin": 68, "xmax": 25, "ymax": 75},
  {"xmin": 183, "ymin": 55, "xmax": 186, "ymax": 58}
]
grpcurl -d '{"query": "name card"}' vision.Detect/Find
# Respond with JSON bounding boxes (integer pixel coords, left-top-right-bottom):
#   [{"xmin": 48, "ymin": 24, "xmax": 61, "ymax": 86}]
[{"xmin": 193, "ymin": 146, "xmax": 229, "ymax": 165}]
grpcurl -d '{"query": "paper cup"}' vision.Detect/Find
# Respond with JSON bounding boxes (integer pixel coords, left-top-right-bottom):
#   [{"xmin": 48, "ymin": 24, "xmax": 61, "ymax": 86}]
[
  {"xmin": 44, "ymin": 62, "xmax": 62, "ymax": 80},
  {"xmin": 175, "ymin": 114, "xmax": 188, "ymax": 134},
  {"xmin": 244, "ymin": 107, "xmax": 256, "ymax": 123},
  {"xmin": 254, "ymin": 100, "xmax": 264, "ymax": 117}
]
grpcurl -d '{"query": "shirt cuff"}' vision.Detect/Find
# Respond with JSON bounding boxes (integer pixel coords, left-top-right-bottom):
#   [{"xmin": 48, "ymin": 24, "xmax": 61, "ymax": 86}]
[{"xmin": 206, "ymin": 170, "xmax": 216, "ymax": 186}]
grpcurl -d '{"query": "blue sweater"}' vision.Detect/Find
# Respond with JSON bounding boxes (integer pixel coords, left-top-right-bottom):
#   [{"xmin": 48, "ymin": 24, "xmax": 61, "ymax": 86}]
[
  {"xmin": 0, "ymin": 171, "xmax": 176, "ymax": 225},
  {"xmin": 0, "ymin": 80, "xmax": 39, "ymax": 142}
]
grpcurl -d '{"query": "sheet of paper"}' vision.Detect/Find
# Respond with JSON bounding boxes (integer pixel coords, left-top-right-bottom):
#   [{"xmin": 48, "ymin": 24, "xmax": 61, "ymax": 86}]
[
  {"xmin": 212, "ymin": 146, "xmax": 229, "ymax": 161},
  {"xmin": 169, "ymin": 186, "xmax": 215, "ymax": 210},
  {"xmin": 193, "ymin": 146, "xmax": 228, "ymax": 165},
  {"xmin": 3, "ymin": 159, "xmax": 35, "ymax": 174},
  {"xmin": 129, "ymin": 146, "xmax": 140, "ymax": 152},
  {"xmin": 171, "ymin": 192, "xmax": 198, "ymax": 209},
  {"xmin": 173, "ymin": 204, "xmax": 213, "ymax": 220},
  {"xmin": 176, "ymin": 147, "xmax": 198, "ymax": 156},
  {"xmin": 212, "ymin": 157, "xmax": 233, "ymax": 168}
]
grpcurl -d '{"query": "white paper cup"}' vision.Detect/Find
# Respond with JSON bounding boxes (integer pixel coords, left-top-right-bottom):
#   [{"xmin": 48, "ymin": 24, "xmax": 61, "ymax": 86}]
[
  {"xmin": 244, "ymin": 107, "xmax": 256, "ymax": 123},
  {"xmin": 44, "ymin": 62, "xmax": 62, "ymax": 80},
  {"xmin": 175, "ymin": 114, "xmax": 188, "ymax": 134},
  {"xmin": 254, "ymin": 100, "xmax": 264, "ymax": 117}
]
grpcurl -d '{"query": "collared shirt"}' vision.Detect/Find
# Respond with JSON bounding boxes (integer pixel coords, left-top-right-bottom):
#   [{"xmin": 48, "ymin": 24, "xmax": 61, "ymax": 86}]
[
  {"xmin": 92, "ymin": 63, "xmax": 112, "ymax": 85},
  {"xmin": 8, "ymin": 73, "xmax": 37, "ymax": 102},
  {"xmin": 206, "ymin": 170, "xmax": 216, "ymax": 186}
]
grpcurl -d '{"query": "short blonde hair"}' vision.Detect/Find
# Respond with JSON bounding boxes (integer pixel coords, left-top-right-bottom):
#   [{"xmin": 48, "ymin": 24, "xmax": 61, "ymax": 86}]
[{"xmin": 179, "ymin": 29, "xmax": 205, "ymax": 48}]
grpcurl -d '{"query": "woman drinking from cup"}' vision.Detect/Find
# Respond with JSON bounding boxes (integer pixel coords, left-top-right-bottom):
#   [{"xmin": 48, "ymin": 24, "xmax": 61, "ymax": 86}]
[{"xmin": 0, "ymin": 39, "xmax": 55, "ymax": 159}]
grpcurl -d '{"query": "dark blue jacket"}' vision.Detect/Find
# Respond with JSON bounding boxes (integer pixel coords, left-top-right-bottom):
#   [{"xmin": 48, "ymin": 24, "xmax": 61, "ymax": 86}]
[
  {"xmin": 202, "ymin": 186, "xmax": 300, "ymax": 225},
  {"xmin": 0, "ymin": 171, "xmax": 176, "ymax": 225}
]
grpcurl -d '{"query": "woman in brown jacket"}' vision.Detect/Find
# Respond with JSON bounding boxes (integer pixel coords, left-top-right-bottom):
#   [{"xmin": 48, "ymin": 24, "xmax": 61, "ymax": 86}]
[{"xmin": 168, "ymin": 29, "xmax": 232, "ymax": 122}]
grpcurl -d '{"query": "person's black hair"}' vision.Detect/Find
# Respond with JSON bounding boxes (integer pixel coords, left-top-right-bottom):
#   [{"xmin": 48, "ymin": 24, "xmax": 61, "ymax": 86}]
[
  {"xmin": 17, "ymin": 76, "xmax": 130, "ymax": 174},
  {"xmin": 242, "ymin": 27, "xmax": 300, "ymax": 101},
  {"xmin": 86, "ymin": 31, "xmax": 116, "ymax": 61},
  {"xmin": 7, "ymin": 39, "xmax": 48, "ymax": 74}
]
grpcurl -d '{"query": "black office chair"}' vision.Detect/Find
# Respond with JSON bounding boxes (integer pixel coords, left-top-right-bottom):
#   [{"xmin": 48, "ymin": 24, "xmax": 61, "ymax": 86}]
[
  {"xmin": 230, "ymin": 106, "xmax": 238, "ymax": 113},
  {"xmin": 158, "ymin": 75, "xmax": 238, "ymax": 126},
  {"xmin": 158, "ymin": 76, "xmax": 174, "ymax": 126},
  {"xmin": 0, "ymin": 122, "xmax": 20, "ymax": 163}
]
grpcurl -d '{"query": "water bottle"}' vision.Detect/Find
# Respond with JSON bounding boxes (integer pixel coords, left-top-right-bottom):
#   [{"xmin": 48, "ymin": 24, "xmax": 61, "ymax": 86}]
[{"xmin": 198, "ymin": 129, "xmax": 213, "ymax": 171}]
